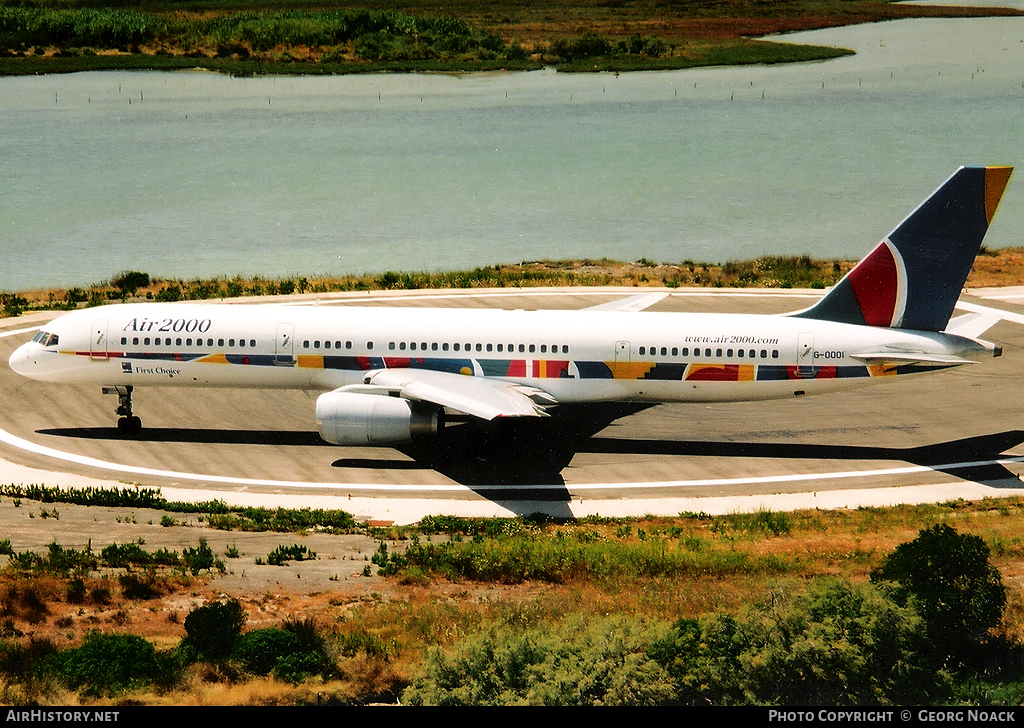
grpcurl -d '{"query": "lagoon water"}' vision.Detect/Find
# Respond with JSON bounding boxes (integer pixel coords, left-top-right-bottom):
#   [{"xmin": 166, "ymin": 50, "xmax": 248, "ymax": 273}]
[{"xmin": 2, "ymin": 11, "xmax": 1024, "ymax": 291}]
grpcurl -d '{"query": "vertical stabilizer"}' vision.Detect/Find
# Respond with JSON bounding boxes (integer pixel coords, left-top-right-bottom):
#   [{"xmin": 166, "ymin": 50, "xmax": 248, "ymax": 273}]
[{"xmin": 795, "ymin": 166, "xmax": 1012, "ymax": 331}]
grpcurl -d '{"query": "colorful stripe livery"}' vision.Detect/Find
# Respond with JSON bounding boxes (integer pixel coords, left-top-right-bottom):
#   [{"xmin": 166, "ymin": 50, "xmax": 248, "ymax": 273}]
[
  {"xmin": 796, "ymin": 166, "xmax": 1012, "ymax": 332},
  {"xmin": 65, "ymin": 349, "xmax": 950, "ymax": 382}
]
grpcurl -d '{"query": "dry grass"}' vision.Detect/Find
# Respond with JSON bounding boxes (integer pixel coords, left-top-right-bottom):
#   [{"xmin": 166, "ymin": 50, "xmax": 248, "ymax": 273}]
[
  {"xmin": 3, "ymin": 497, "xmax": 1024, "ymax": 703},
  {"xmin": 11, "ymin": 244, "xmax": 1024, "ymax": 315},
  {"xmin": 329, "ymin": 0, "xmax": 1024, "ymax": 45},
  {"xmin": 968, "ymin": 247, "xmax": 1024, "ymax": 288}
]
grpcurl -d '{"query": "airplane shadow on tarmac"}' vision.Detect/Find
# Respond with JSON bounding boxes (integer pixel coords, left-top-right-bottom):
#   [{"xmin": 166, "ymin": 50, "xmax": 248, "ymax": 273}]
[
  {"xmin": 39, "ymin": 427, "xmax": 329, "ymax": 447},
  {"xmin": 341, "ymin": 409, "xmax": 1024, "ymax": 496},
  {"xmin": 39, "ymin": 404, "xmax": 651, "ymax": 503},
  {"xmin": 39, "ymin": 413, "xmax": 1024, "ymax": 500},
  {"xmin": 580, "ymin": 430, "xmax": 1024, "ymax": 486}
]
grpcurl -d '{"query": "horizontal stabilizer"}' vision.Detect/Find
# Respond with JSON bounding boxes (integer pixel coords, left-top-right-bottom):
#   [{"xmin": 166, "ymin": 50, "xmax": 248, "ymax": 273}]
[
  {"xmin": 849, "ymin": 351, "xmax": 976, "ymax": 366},
  {"xmin": 944, "ymin": 312, "xmax": 1002, "ymax": 339}
]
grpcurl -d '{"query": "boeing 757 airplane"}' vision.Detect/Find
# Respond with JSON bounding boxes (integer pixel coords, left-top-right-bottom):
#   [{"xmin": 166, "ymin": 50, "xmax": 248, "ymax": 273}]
[{"xmin": 8, "ymin": 166, "xmax": 1014, "ymax": 447}]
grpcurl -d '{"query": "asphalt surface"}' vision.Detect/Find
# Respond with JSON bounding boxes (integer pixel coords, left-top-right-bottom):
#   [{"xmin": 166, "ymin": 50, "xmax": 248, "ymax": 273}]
[{"xmin": 3, "ymin": 287, "xmax": 1024, "ymax": 524}]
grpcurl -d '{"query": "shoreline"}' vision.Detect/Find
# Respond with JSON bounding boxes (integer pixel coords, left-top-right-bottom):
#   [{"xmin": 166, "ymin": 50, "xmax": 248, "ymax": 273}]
[
  {"xmin": 4, "ymin": 249, "xmax": 1023, "ymax": 317},
  {"xmin": 1, "ymin": 2, "xmax": 1020, "ymax": 77}
]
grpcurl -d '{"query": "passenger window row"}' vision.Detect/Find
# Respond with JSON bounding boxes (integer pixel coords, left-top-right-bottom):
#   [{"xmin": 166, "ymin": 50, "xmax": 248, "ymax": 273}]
[
  {"xmin": 638, "ymin": 345, "xmax": 780, "ymax": 360},
  {"xmin": 122, "ymin": 336, "xmax": 257, "ymax": 348},
  {"xmin": 115, "ymin": 335, "xmax": 775, "ymax": 360},
  {"xmin": 303, "ymin": 340, "xmax": 355, "ymax": 350},
  {"xmin": 302, "ymin": 340, "xmax": 571, "ymax": 355}
]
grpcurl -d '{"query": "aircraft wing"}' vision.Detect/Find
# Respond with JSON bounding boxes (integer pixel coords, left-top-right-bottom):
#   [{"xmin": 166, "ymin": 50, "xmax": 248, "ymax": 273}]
[
  {"xmin": 355, "ymin": 368, "xmax": 556, "ymax": 420},
  {"xmin": 583, "ymin": 291, "xmax": 670, "ymax": 312}
]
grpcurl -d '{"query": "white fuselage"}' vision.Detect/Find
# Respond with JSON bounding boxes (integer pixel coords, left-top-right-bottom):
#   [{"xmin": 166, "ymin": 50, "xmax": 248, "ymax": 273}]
[{"xmin": 8, "ymin": 301, "xmax": 995, "ymax": 406}]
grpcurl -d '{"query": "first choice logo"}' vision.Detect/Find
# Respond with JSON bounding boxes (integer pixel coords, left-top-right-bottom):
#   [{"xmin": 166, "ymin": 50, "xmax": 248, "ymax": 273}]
[{"xmin": 124, "ymin": 363, "xmax": 181, "ymax": 377}]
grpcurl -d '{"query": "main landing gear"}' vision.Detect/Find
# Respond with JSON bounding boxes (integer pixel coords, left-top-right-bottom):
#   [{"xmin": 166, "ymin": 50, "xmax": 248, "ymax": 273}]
[{"xmin": 102, "ymin": 385, "xmax": 142, "ymax": 435}]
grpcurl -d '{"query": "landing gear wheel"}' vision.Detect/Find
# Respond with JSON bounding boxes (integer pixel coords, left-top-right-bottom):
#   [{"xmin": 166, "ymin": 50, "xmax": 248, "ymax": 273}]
[
  {"xmin": 117, "ymin": 415, "xmax": 142, "ymax": 435},
  {"xmin": 103, "ymin": 385, "xmax": 141, "ymax": 437}
]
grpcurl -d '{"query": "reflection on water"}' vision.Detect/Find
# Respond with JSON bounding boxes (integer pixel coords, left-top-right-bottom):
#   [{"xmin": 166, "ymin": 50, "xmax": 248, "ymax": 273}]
[{"xmin": 2, "ymin": 16, "xmax": 1022, "ymax": 290}]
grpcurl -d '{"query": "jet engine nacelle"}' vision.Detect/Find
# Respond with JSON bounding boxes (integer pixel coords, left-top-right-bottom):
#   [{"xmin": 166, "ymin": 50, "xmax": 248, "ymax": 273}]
[{"xmin": 315, "ymin": 391, "xmax": 440, "ymax": 445}]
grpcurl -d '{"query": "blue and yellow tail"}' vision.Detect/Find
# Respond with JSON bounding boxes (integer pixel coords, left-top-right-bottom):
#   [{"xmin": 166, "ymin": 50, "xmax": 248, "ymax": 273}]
[{"xmin": 795, "ymin": 166, "xmax": 1013, "ymax": 332}]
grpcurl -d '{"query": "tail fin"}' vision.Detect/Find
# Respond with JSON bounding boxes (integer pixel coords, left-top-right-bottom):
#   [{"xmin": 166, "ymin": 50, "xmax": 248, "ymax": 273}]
[{"xmin": 794, "ymin": 166, "xmax": 1012, "ymax": 331}]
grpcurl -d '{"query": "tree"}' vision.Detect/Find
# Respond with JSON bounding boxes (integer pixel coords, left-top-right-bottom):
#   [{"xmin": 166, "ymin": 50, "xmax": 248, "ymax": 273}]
[
  {"xmin": 181, "ymin": 599, "xmax": 247, "ymax": 661},
  {"xmin": 110, "ymin": 271, "xmax": 150, "ymax": 296},
  {"xmin": 871, "ymin": 523, "xmax": 1006, "ymax": 663}
]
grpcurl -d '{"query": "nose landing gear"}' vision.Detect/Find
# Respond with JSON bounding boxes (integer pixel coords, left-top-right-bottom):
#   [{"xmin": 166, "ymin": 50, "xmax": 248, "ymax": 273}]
[{"xmin": 102, "ymin": 385, "xmax": 142, "ymax": 435}]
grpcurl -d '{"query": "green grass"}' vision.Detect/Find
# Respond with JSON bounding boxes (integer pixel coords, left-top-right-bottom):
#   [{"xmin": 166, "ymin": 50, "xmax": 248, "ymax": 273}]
[
  {"xmin": 0, "ymin": 483, "xmax": 359, "ymax": 532},
  {"xmin": 397, "ymin": 534, "xmax": 798, "ymax": 583},
  {"xmin": 4, "ymin": 256, "xmax": 856, "ymax": 316},
  {"xmin": 1, "ymin": 0, "xmax": 1016, "ymax": 76},
  {"xmin": 558, "ymin": 39, "xmax": 853, "ymax": 73},
  {"xmin": 3, "ymin": 497, "xmax": 1024, "ymax": 703}
]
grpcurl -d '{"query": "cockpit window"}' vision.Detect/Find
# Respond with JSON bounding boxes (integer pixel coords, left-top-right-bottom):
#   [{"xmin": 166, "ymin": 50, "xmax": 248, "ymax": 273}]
[{"xmin": 32, "ymin": 330, "xmax": 59, "ymax": 347}]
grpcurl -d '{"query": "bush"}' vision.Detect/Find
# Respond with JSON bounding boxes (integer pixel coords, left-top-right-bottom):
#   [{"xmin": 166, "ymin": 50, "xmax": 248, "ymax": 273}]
[
  {"xmin": 232, "ymin": 628, "xmax": 300, "ymax": 675},
  {"xmin": 231, "ymin": 621, "xmax": 334, "ymax": 683},
  {"xmin": 119, "ymin": 572, "xmax": 161, "ymax": 600},
  {"xmin": 266, "ymin": 543, "xmax": 316, "ymax": 566},
  {"xmin": 742, "ymin": 580, "xmax": 944, "ymax": 705},
  {"xmin": 646, "ymin": 614, "xmax": 747, "ymax": 705},
  {"xmin": 403, "ymin": 615, "xmax": 673, "ymax": 706},
  {"xmin": 110, "ymin": 270, "xmax": 149, "ymax": 296},
  {"xmin": 181, "ymin": 599, "xmax": 246, "ymax": 661},
  {"xmin": 45, "ymin": 632, "xmax": 162, "ymax": 697},
  {"xmin": 100, "ymin": 540, "xmax": 151, "ymax": 568},
  {"xmin": 648, "ymin": 579, "xmax": 946, "ymax": 705},
  {"xmin": 1, "ymin": 293, "xmax": 27, "ymax": 317},
  {"xmin": 273, "ymin": 649, "xmax": 335, "ymax": 684},
  {"xmin": 871, "ymin": 523, "xmax": 1006, "ymax": 661},
  {"xmin": 182, "ymin": 537, "xmax": 216, "ymax": 574},
  {"xmin": 551, "ymin": 32, "xmax": 611, "ymax": 62},
  {"xmin": 0, "ymin": 637, "xmax": 59, "ymax": 683}
]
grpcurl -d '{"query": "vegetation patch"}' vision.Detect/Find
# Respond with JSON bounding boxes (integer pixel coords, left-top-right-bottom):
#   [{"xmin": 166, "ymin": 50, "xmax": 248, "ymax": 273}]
[
  {"xmin": 7, "ymin": 247, "xmax": 1024, "ymax": 318},
  {"xmin": 41, "ymin": 631, "xmax": 172, "ymax": 698},
  {"xmin": 0, "ymin": 484, "xmax": 358, "ymax": 533},
  {"xmin": 394, "ymin": 530, "xmax": 796, "ymax": 584},
  {"xmin": 263, "ymin": 543, "xmax": 317, "ymax": 566},
  {"xmin": 1, "ymin": 499, "xmax": 1024, "ymax": 703},
  {"xmin": 0, "ymin": 0, "xmax": 1018, "ymax": 76},
  {"xmin": 398, "ymin": 522, "xmax": 1024, "ymax": 704}
]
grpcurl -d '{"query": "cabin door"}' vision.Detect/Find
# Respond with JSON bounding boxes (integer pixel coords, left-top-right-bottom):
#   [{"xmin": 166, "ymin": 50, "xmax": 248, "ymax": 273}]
[
  {"xmin": 275, "ymin": 323, "xmax": 295, "ymax": 366},
  {"xmin": 796, "ymin": 332, "xmax": 816, "ymax": 378},
  {"xmin": 90, "ymin": 319, "xmax": 109, "ymax": 361},
  {"xmin": 611, "ymin": 341, "xmax": 631, "ymax": 377}
]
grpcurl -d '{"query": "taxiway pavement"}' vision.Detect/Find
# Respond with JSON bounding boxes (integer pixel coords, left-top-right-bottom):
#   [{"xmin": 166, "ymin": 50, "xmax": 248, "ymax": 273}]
[{"xmin": 2, "ymin": 287, "xmax": 1024, "ymax": 524}]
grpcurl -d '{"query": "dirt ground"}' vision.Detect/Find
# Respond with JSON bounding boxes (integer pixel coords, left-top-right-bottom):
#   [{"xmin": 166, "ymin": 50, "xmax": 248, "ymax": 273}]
[{"xmin": 0, "ymin": 497, "xmax": 398, "ymax": 649}]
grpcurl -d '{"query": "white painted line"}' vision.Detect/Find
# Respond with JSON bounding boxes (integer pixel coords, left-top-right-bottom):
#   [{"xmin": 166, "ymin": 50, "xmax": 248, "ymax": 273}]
[
  {"xmin": 3, "ymin": 289, "xmax": 1024, "ymax": 502},
  {"xmin": 956, "ymin": 300, "xmax": 1024, "ymax": 327},
  {"xmin": 0, "ymin": 326, "xmax": 40, "ymax": 339},
  {"xmin": 969, "ymin": 286, "xmax": 1024, "ymax": 301}
]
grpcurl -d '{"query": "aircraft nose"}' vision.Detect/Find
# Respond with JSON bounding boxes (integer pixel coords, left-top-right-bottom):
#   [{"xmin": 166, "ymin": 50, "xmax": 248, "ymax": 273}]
[{"xmin": 8, "ymin": 342, "xmax": 36, "ymax": 378}]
